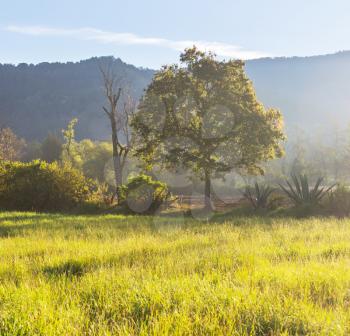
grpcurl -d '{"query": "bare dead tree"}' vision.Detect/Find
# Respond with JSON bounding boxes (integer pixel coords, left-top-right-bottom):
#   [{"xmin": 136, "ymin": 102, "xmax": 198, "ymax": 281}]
[
  {"xmin": 120, "ymin": 92, "xmax": 137, "ymax": 170},
  {"xmin": 100, "ymin": 64, "xmax": 136, "ymax": 203}
]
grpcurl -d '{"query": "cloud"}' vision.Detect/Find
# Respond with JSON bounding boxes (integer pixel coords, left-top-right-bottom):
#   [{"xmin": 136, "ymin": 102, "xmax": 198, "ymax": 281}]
[{"xmin": 5, "ymin": 25, "xmax": 270, "ymax": 60}]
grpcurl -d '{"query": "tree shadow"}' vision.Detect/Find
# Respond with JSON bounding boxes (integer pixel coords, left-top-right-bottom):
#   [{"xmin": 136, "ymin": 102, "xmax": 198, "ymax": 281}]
[
  {"xmin": 0, "ymin": 214, "xmax": 60, "ymax": 222},
  {"xmin": 43, "ymin": 260, "xmax": 89, "ymax": 278}
]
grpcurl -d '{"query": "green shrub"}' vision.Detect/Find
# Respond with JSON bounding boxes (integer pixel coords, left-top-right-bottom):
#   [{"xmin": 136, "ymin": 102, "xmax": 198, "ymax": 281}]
[
  {"xmin": 122, "ymin": 174, "xmax": 170, "ymax": 214},
  {"xmin": 0, "ymin": 160, "xmax": 94, "ymax": 212},
  {"xmin": 323, "ymin": 185, "xmax": 350, "ymax": 217}
]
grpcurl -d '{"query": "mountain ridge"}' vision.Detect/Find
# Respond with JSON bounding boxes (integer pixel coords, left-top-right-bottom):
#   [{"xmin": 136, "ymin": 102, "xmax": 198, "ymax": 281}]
[{"xmin": 1, "ymin": 51, "xmax": 350, "ymax": 140}]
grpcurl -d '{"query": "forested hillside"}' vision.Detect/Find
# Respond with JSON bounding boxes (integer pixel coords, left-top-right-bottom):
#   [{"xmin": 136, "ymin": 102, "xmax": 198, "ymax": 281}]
[
  {"xmin": 0, "ymin": 57, "xmax": 154, "ymax": 140},
  {"xmin": 1, "ymin": 51, "xmax": 350, "ymax": 140},
  {"xmin": 246, "ymin": 51, "xmax": 350, "ymax": 130}
]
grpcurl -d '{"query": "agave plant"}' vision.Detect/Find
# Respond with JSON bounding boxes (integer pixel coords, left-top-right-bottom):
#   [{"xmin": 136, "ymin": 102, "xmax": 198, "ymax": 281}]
[
  {"xmin": 243, "ymin": 182, "xmax": 274, "ymax": 209},
  {"xmin": 279, "ymin": 174, "xmax": 335, "ymax": 206}
]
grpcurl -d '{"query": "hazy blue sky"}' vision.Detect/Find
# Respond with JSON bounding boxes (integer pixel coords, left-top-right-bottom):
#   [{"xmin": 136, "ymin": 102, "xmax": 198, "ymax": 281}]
[{"xmin": 2, "ymin": 0, "xmax": 350, "ymax": 68}]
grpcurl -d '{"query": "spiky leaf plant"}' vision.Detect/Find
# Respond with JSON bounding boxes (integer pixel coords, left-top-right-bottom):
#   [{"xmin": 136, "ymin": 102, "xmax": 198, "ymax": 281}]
[
  {"xmin": 243, "ymin": 182, "xmax": 274, "ymax": 209},
  {"xmin": 279, "ymin": 174, "xmax": 335, "ymax": 206}
]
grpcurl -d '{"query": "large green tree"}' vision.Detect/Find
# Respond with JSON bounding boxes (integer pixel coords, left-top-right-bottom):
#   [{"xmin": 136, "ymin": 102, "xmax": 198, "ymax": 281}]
[{"xmin": 132, "ymin": 47, "xmax": 285, "ymax": 209}]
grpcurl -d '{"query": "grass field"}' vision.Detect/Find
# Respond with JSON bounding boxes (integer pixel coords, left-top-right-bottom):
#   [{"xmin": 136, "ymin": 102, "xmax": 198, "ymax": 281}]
[{"xmin": 0, "ymin": 212, "xmax": 349, "ymax": 335}]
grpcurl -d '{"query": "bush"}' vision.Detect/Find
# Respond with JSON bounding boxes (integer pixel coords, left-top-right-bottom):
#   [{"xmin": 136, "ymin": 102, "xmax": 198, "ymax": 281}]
[
  {"xmin": 0, "ymin": 160, "xmax": 94, "ymax": 212},
  {"xmin": 122, "ymin": 174, "xmax": 170, "ymax": 214},
  {"xmin": 323, "ymin": 185, "xmax": 350, "ymax": 218}
]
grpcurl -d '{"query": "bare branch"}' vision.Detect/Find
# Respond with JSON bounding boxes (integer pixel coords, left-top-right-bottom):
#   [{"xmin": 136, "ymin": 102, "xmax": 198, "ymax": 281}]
[
  {"xmin": 103, "ymin": 106, "xmax": 111, "ymax": 118},
  {"xmin": 99, "ymin": 61, "xmax": 135, "ymax": 201}
]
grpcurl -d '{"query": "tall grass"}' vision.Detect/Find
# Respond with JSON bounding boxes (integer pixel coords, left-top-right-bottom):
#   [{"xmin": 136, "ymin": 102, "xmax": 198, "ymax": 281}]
[{"xmin": 0, "ymin": 212, "xmax": 348, "ymax": 334}]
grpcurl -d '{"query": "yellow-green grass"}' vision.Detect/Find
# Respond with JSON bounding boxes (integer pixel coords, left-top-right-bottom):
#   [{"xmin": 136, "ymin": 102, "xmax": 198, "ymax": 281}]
[{"xmin": 0, "ymin": 212, "xmax": 349, "ymax": 335}]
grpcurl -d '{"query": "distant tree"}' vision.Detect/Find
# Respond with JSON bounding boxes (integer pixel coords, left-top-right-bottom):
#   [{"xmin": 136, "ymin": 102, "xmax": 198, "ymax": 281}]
[
  {"xmin": 100, "ymin": 65, "xmax": 136, "ymax": 202},
  {"xmin": 61, "ymin": 118, "xmax": 82, "ymax": 167},
  {"xmin": 289, "ymin": 129, "xmax": 308, "ymax": 176},
  {"xmin": 132, "ymin": 47, "xmax": 285, "ymax": 209},
  {"xmin": 80, "ymin": 140, "xmax": 112, "ymax": 182},
  {"xmin": 22, "ymin": 141, "xmax": 42, "ymax": 162},
  {"xmin": 0, "ymin": 127, "xmax": 26, "ymax": 161},
  {"xmin": 41, "ymin": 133, "xmax": 63, "ymax": 163}
]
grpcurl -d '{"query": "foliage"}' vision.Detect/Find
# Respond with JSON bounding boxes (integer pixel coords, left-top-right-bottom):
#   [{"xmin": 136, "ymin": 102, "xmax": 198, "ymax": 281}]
[
  {"xmin": 122, "ymin": 174, "xmax": 170, "ymax": 214},
  {"xmin": 22, "ymin": 141, "xmax": 42, "ymax": 162},
  {"xmin": 58, "ymin": 137, "xmax": 113, "ymax": 183},
  {"xmin": 243, "ymin": 182, "xmax": 275, "ymax": 209},
  {"xmin": 23, "ymin": 134, "xmax": 114, "ymax": 185},
  {"xmin": 0, "ymin": 161, "xmax": 94, "ymax": 212},
  {"xmin": 324, "ymin": 185, "xmax": 350, "ymax": 217},
  {"xmin": 78, "ymin": 140, "xmax": 113, "ymax": 182},
  {"xmin": 0, "ymin": 127, "xmax": 26, "ymax": 161},
  {"xmin": 92, "ymin": 182, "xmax": 115, "ymax": 205},
  {"xmin": 132, "ymin": 46, "xmax": 285, "ymax": 207},
  {"xmin": 62, "ymin": 118, "xmax": 81, "ymax": 166},
  {"xmin": 60, "ymin": 130, "xmax": 114, "ymax": 185},
  {"xmin": 279, "ymin": 174, "xmax": 335, "ymax": 206},
  {"xmin": 40, "ymin": 133, "xmax": 63, "ymax": 163}
]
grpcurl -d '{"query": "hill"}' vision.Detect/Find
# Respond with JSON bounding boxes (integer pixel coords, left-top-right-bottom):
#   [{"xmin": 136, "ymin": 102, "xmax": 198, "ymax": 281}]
[
  {"xmin": 246, "ymin": 51, "xmax": 350, "ymax": 131},
  {"xmin": 1, "ymin": 52, "xmax": 350, "ymax": 140},
  {"xmin": 0, "ymin": 57, "xmax": 154, "ymax": 140}
]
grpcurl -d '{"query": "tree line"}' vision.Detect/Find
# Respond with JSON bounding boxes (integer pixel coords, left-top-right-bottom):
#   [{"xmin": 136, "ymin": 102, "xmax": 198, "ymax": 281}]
[{"xmin": 3, "ymin": 46, "xmax": 350, "ymax": 212}]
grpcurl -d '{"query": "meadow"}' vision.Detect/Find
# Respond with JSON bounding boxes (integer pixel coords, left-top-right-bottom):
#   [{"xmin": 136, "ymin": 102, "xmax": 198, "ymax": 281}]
[{"xmin": 0, "ymin": 212, "xmax": 349, "ymax": 335}]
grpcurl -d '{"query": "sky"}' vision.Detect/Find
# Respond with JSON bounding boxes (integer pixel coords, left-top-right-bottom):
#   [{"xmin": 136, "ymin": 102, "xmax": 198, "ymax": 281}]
[{"xmin": 2, "ymin": 0, "xmax": 350, "ymax": 69}]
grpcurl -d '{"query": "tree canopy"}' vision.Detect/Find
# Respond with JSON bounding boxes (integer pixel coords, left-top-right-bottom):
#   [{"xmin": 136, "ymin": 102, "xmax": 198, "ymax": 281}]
[{"xmin": 132, "ymin": 47, "xmax": 285, "ymax": 208}]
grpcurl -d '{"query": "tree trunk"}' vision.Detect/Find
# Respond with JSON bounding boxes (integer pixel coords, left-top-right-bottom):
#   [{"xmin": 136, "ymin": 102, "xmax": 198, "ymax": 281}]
[
  {"xmin": 113, "ymin": 154, "xmax": 122, "ymax": 189},
  {"xmin": 204, "ymin": 170, "xmax": 213, "ymax": 211},
  {"xmin": 111, "ymin": 112, "xmax": 123, "ymax": 202},
  {"xmin": 100, "ymin": 68, "xmax": 126, "ymax": 204}
]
